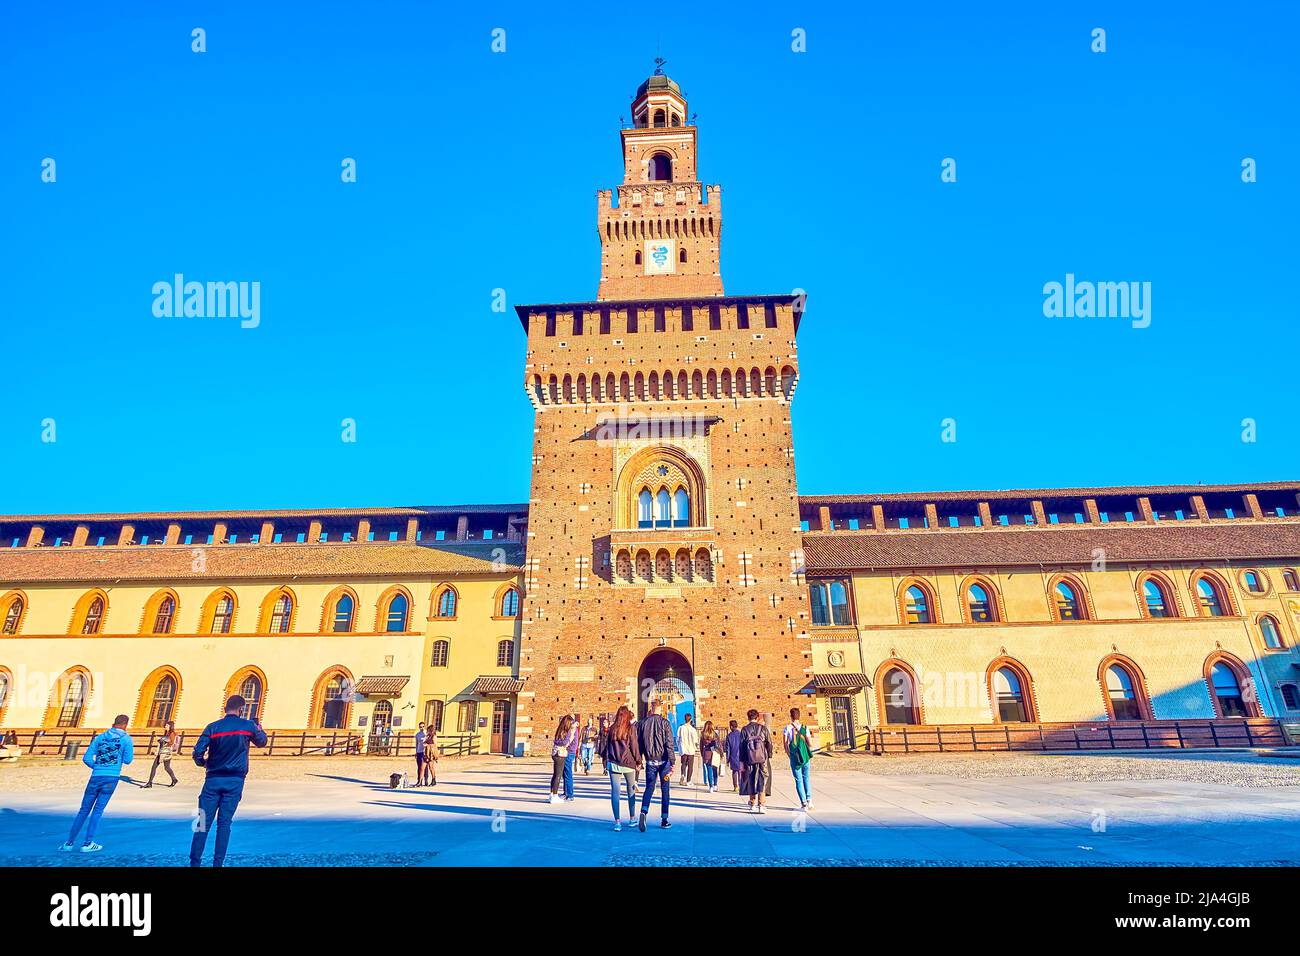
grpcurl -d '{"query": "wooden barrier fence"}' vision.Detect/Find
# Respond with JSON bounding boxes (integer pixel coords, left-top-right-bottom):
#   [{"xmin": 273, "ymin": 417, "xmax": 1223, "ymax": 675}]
[
  {"xmin": 1, "ymin": 728, "xmax": 481, "ymax": 759},
  {"xmin": 866, "ymin": 717, "xmax": 1292, "ymax": 754}
]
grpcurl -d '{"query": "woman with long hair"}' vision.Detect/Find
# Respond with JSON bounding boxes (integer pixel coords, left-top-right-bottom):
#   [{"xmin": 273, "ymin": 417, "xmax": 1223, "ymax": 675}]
[
  {"xmin": 144, "ymin": 719, "xmax": 179, "ymax": 788},
  {"xmin": 549, "ymin": 713, "xmax": 577, "ymax": 804},
  {"xmin": 699, "ymin": 719, "xmax": 720, "ymax": 793},
  {"xmin": 598, "ymin": 705, "xmax": 642, "ymax": 830}
]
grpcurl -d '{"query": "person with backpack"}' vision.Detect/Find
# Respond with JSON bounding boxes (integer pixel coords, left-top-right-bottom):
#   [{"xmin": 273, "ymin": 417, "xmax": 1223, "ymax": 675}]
[
  {"xmin": 60, "ymin": 714, "xmax": 134, "ymax": 853},
  {"xmin": 189, "ymin": 694, "xmax": 268, "ymax": 867},
  {"xmin": 782, "ymin": 707, "xmax": 815, "ymax": 810},
  {"xmin": 738, "ymin": 709, "xmax": 772, "ymax": 813},
  {"xmin": 598, "ymin": 705, "xmax": 642, "ymax": 830},
  {"xmin": 724, "ymin": 719, "xmax": 744, "ymax": 792},
  {"xmin": 635, "ymin": 698, "xmax": 676, "ymax": 831}
]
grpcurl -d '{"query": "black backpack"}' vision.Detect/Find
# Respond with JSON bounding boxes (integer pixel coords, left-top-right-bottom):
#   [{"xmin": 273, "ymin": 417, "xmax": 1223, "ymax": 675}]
[{"xmin": 743, "ymin": 726, "xmax": 767, "ymax": 765}]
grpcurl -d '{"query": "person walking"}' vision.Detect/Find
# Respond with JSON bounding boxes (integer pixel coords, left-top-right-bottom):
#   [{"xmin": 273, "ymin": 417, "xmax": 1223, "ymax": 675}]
[
  {"xmin": 549, "ymin": 714, "xmax": 577, "ymax": 804},
  {"xmin": 636, "ymin": 699, "xmax": 676, "ymax": 831},
  {"xmin": 144, "ymin": 719, "xmax": 180, "ymax": 788},
  {"xmin": 598, "ymin": 705, "xmax": 642, "ymax": 830},
  {"xmin": 676, "ymin": 712, "xmax": 700, "ymax": 787},
  {"xmin": 189, "ymin": 694, "xmax": 267, "ymax": 867},
  {"xmin": 699, "ymin": 720, "xmax": 721, "ymax": 793},
  {"xmin": 60, "ymin": 714, "xmax": 134, "ymax": 853},
  {"xmin": 738, "ymin": 709, "xmax": 773, "ymax": 813},
  {"xmin": 580, "ymin": 715, "xmax": 597, "ymax": 775},
  {"xmin": 414, "ymin": 722, "xmax": 429, "ymax": 787},
  {"xmin": 782, "ymin": 707, "xmax": 815, "ymax": 810},
  {"xmin": 724, "ymin": 719, "xmax": 743, "ymax": 792}
]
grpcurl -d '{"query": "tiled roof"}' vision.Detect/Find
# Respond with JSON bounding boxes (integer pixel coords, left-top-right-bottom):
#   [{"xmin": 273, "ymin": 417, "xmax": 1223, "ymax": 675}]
[
  {"xmin": 472, "ymin": 677, "xmax": 526, "ymax": 695},
  {"xmin": 0, "ymin": 542, "xmax": 523, "ymax": 584},
  {"xmin": 802, "ymin": 522, "xmax": 1300, "ymax": 572},
  {"xmin": 799, "ymin": 481, "xmax": 1300, "ymax": 506},
  {"xmin": 354, "ymin": 676, "xmax": 410, "ymax": 696}
]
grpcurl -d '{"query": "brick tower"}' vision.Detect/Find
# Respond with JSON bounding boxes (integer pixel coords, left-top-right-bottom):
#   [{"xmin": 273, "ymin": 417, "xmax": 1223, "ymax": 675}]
[{"xmin": 513, "ymin": 67, "xmax": 812, "ymax": 754}]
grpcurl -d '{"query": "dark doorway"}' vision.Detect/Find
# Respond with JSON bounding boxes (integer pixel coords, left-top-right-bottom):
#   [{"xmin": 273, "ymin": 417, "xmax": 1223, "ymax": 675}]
[
  {"xmin": 637, "ymin": 646, "xmax": 695, "ymax": 732},
  {"xmin": 830, "ymin": 696, "xmax": 856, "ymax": 750}
]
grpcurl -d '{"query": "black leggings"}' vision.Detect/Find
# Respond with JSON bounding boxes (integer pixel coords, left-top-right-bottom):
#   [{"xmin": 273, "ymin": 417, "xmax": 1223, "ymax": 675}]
[{"xmin": 550, "ymin": 754, "xmax": 566, "ymax": 793}]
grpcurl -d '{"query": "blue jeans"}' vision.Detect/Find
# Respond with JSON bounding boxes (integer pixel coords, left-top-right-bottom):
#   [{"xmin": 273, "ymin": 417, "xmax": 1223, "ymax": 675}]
[
  {"xmin": 563, "ymin": 753, "xmax": 575, "ymax": 799},
  {"xmin": 702, "ymin": 761, "xmax": 718, "ymax": 788},
  {"xmin": 580, "ymin": 743, "xmax": 595, "ymax": 771},
  {"xmin": 68, "ymin": 776, "xmax": 118, "ymax": 844},
  {"xmin": 190, "ymin": 775, "xmax": 246, "ymax": 867},
  {"xmin": 791, "ymin": 760, "xmax": 812, "ymax": 805},
  {"xmin": 608, "ymin": 768, "xmax": 636, "ymax": 820},
  {"xmin": 640, "ymin": 761, "xmax": 671, "ymax": 819}
]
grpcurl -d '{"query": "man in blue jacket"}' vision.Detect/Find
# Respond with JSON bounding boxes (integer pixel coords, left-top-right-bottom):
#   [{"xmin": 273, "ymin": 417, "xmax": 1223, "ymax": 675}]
[
  {"xmin": 61, "ymin": 714, "xmax": 134, "ymax": 853},
  {"xmin": 189, "ymin": 695, "xmax": 267, "ymax": 867}
]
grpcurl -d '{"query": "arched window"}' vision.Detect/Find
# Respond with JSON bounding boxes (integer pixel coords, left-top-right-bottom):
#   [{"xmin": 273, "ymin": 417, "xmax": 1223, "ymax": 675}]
[
  {"xmin": 499, "ymin": 587, "xmax": 520, "ymax": 617},
  {"xmin": 372, "ymin": 701, "xmax": 393, "ymax": 730},
  {"xmin": 616, "ymin": 550, "xmax": 633, "ymax": 581},
  {"xmin": 268, "ymin": 594, "xmax": 293, "ymax": 633},
  {"xmin": 655, "ymin": 489, "xmax": 671, "ymax": 528},
  {"xmin": 638, "ymin": 489, "xmax": 654, "ymax": 528},
  {"xmin": 903, "ymin": 584, "xmax": 933, "ymax": 624},
  {"xmin": 1241, "ymin": 569, "xmax": 1266, "ymax": 593},
  {"xmin": 672, "ymin": 488, "xmax": 690, "ymax": 528},
  {"xmin": 0, "ymin": 670, "xmax": 9, "ymax": 723},
  {"xmin": 319, "ymin": 672, "xmax": 351, "ymax": 728},
  {"xmin": 238, "ymin": 673, "xmax": 263, "ymax": 721},
  {"xmin": 636, "ymin": 550, "xmax": 653, "ymax": 581},
  {"xmin": 497, "ymin": 639, "xmax": 514, "ymax": 667},
  {"xmin": 331, "ymin": 592, "xmax": 354, "ymax": 633},
  {"xmin": 693, "ymin": 548, "xmax": 713, "ymax": 582},
  {"xmin": 991, "ymin": 666, "xmax": 1031, "ymax": 722},
  {"xmin": 965, "ymin": 582, "xmax": 998, "ymax": 623},
  {"xmin": 1283, "ymin": 569, "xmax": 1300, "ymax": 591},
  {"xmin": 57, "ymin": 673, "xmax": 88, "ymax": 728},
  {"xmin": 679, "ymin": 248, "xmax": 687, "ymax": 263},
  {"xmin": 1104, "ymin": 664, "xmax": 1143, "ymax": 721},
  {"xmin": 1141, "ymin": 576, "xmax": 1174, "ymax": 618},
  {"xmin": 431, "ymin": 640, "xmax": 450, "ymax": 667},
  {"xmin": 649, "ymin": 153, "xmax": 672, "ymax": 180},
  {"xmin": 425, "ymin": 699, "xmax": 445, "ymax": 732},
  {"xmin": 434, "ymin": 587, "xmax": 457, "ymax": 619},
  {"xmin": 1194, "ymin": 574, "xmax": 1230, "ymax": 616},
  {"xmin": 75, "ymin": 593, "xmax": 107, "ymax": 635},
  {"xmin": 652, "ymin": 109, "xmax": 666, "ymax": 128},
  {"xmin": 2, "ymin": 594, "xmax": 25, "ymax": 635},
  {"xmin": 881, "ymin": 667, "xmax": 921, "ymax": 725},
  {"xmin": 1209, "ymin": 661, "xmax": 1250, "ymax": 717},
  {"xmin": 151, "ymin": 595, "xmax": 176, "ymax": 634},
  {"xmin": 384, "ymin": 593, "xmax": 409, "ymax": 633},
  {"xmin": 1259, "ymin": 615, "xmax": 1284, "ymax": 649},
  {"xmin": 674, "ymin": 549, "xmax": 692, "ymax": 581},
  {"xmin": 1052, "ymin": 580, "xmax": 1087, "ymax": 621},
  {"xmin": 147, "ymin": 675, "xmax": 177, "ymax": 727},
  {"xmin": 211, "ymin": 594, "xmax": 234, "ymax": 634},
  {"xmin": 655, "ymin": 549, "xmax": 672, "ymax": 580}
]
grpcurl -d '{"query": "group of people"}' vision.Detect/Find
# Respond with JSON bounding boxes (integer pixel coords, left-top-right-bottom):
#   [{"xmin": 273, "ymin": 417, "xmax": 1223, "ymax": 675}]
[
  {"xmin": 548, "ymin": 703, "xmax": 817, "ymax": 831},
  {"xmin": 61, "ymin": 695, "xmax": 267, "ymax": 866}
]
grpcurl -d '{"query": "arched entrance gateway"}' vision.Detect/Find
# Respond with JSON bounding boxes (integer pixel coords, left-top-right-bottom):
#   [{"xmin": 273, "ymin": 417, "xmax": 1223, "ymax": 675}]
[{"xmin": 637, "ymin": 646, "xmax": 695, "ymax": 732}]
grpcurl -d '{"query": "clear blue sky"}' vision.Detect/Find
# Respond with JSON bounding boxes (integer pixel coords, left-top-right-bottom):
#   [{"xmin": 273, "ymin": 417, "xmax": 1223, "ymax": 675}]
[{"xmin": 2, "ymin": 0, "xmax": 1296, "ymax": 514}]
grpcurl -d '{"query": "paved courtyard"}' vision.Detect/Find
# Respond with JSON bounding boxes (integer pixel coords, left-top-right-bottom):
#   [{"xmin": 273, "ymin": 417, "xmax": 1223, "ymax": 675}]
[{"xmin": 1, "ymin": 751, "xmax": 1298, "ymax": 866}]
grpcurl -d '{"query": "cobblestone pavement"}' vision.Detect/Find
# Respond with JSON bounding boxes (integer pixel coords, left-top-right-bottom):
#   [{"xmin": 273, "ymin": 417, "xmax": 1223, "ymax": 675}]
[{"xmin": 2, "ymin": 751, "xmax": 1297, "ymax": 866}]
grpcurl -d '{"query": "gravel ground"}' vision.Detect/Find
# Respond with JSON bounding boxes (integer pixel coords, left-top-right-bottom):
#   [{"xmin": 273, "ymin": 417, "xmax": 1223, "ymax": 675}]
[{"xmin": 826, "ymin": 749, "xmax": 1300, "ymax": 788}]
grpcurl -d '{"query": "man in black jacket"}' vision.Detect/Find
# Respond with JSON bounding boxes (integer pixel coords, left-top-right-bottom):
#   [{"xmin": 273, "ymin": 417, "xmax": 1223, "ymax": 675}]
[
  {"xmin": 189, "ymin": 695, "xmax": 267, "ymax": 867},
  {"xmin": 635, "ymin": 699, "xmax": 676, "ymax": 832}
]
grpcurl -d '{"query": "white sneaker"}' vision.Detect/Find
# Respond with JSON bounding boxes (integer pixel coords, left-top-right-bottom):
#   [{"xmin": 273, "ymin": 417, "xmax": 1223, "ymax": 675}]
[
  {"xmin": 80, "ymin": 842, "xmax": 103, "ymax": 853},
  {"xmin": 613, "ymin": 821, "xmax": 622, "ymax": 831},
  {"xmin": 548, "ymin": 794, "xmax": 561, "ymax": 804},
  {"xmin": 58, "ymin": 842, "xmax": 75, "ymax": 852}
]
